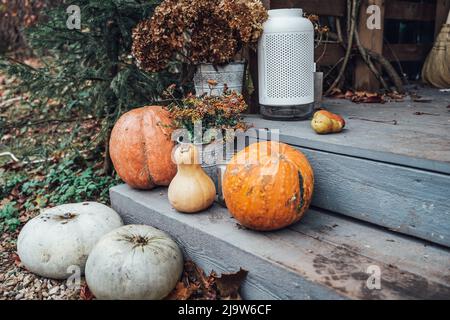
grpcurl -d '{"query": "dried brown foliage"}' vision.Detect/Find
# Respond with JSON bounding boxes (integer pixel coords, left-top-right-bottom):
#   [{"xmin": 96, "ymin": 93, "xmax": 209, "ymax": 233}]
[
  {"xmin": 165, "ymin": 260, "xmax": 248, "ymax": 300},
  {"xmin": 164, "ymin": 88, "xmax": 249, "ymax": 142},
  {"xmin": 328, "ymin": 88, "xmax": 406, "ymax": 104},
  {"xmin": 132, "ymin": 0, "xmax": 268, "ymax": 72}
]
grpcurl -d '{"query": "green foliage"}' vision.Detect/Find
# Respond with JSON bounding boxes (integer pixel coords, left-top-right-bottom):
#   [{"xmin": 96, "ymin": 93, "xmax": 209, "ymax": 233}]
[
  {"xmin": 0, "ymin": 157, "xmax": 122, "ymax": 231},
  {"xmin": 0, "ymin": 172, "xmax": 27, "ymax": 199},
  {"xmin": 0, "ymin": 202, "xmax": 20, "ymax": 232},
  {"xmin": 0, "ymin": 0, "xmax": 179, "ymax": 159},
  {"xmin": 31, "ymin": 159, "xmax": 120, "ymax": 205},
  {"xmin": 22, "ymin": 158, "xmax": 121, "ymax": 208},
  {"xmin": 0, "ymin": 1, "xmax": 187, "ymax": 224}
]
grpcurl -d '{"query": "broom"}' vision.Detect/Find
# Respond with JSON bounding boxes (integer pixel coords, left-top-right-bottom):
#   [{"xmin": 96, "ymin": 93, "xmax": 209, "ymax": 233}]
[{"xmin": 422, "ymin": 10, "xmax": 450, "ymax": 88}]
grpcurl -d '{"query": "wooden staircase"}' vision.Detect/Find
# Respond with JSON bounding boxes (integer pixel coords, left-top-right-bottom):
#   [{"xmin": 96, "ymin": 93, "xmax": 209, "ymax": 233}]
[{"xmin": 110, "ymin": 89, "xmax": 450, "ymax": 300}]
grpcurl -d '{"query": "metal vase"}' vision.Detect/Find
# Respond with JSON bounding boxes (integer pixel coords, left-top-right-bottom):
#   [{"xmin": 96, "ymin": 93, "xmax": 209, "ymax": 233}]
[
  {"xmin": 193, "ymin": 62, "xmax": 245, "ymax": 96},
  {"xmin": 191, "ymin": 139, "xmax": 235, "ymax": 205}
]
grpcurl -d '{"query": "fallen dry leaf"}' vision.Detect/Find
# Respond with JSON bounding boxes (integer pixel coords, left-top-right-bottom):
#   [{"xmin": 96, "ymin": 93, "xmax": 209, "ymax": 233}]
[
  {"xmin": 80, "ymin": 282, "xmax": 94, "ymax": 300},
  {"xmin": 207, "ymin": 79, "xmax": 218, "ymax": 87},
  {"xmin": 166, "ymin": 261, "xmax": 249, "ymax": 300},
  {"xmin": 10, "ymin": 252, "xmax": 22, "ymax": 267},
  {"xmin": 165, "ymin": 281, "xmax": 199, "ymax": 300},
  {"xmin": 214, "ymin": 268, "xmax": 248, "ymax": 300},
  {"xmin": 351, "ymin": 91, "xmax": 385, "ymax": 104},
  {"xmin": 386, "ymin": 91, "xmax": 405, "ymax": 101},
  {"xmin": 185, "ymin": 260, "xmax": 215, "ymax": 291},
  {"xmin": 168, "ymin": 260, "xmax": 218, "ymax": 300},
  {"xmin": 344, "ymin": 90, "xmax": 354, "ymax": 99},
  {"xmin": 328, "ymin": 89, "xmax": 389, "ymax": 104},
  {"xmin": 328, "ymin": 88, "xmax": 346, "ymax": 99}
]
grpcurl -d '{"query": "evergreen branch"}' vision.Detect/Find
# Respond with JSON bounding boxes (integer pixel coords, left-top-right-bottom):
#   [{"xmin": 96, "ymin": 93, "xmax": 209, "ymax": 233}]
[{"xmin": 3, "ymin": 56, "xmax": 38, "ymax": 71}]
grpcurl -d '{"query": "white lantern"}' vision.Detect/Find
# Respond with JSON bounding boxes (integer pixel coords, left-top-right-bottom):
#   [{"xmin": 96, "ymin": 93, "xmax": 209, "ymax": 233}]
[{"xmin": 258, "ymin": 9, "xmax": 315, "ymax": 120}]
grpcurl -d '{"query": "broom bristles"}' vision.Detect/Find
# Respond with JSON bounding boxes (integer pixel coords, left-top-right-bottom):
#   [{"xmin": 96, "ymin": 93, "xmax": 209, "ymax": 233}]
[{"xmin": 422, "ymin": 25, "xmax": 450, "ymax": 88}]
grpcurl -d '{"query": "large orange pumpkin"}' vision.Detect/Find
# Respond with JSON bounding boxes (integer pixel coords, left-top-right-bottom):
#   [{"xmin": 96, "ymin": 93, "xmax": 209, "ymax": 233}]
[
  {"xmin": 110, "ymin": 106, "xmax": 177, "ymax": 189},
  {"xmin": 222, "ymin": 141, "xmax": 314, "ymax": 231}
]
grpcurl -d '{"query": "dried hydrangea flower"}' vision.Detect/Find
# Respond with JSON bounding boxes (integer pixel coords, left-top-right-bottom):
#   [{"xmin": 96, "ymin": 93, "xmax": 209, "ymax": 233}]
[{"xmin": 132, "ymin": 0, "xmax": 268, "ymax": 72}]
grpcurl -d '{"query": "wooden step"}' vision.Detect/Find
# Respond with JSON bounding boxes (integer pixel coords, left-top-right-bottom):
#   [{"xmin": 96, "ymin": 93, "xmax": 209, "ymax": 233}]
[
  {"xmin": 242, "ymin": 89, "xmax": 450, "ymax": 247},
  {"xmin": 110, "ymin": 184, "xmax": 450, "ymax": 300}
]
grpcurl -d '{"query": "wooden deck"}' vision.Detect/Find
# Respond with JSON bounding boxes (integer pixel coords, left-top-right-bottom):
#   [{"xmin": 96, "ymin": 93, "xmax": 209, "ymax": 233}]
[
  {"xmin": 244, "ymin": 88, "xmax": 450, "ymax": 247},
  {"xmin": 247, "ymin": 88, "xmax": 450, "ymax": 174},
  {"xmin": 110, "ymin": 185, "xmax": 450, "ymax": 300},
  {"xmin": 110, "ymin": 89, "xmax": 450, "ymax": 299}
]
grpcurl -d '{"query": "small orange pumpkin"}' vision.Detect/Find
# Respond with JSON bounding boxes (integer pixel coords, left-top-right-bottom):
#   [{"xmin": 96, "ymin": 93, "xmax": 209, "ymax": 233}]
[
  {"xmin": 110, "ymin": 106, "xmax": 177, "ymax": 189},
  {"xmin": 222, "ymin": 141, "xmax": 314, "ymax": 231}
]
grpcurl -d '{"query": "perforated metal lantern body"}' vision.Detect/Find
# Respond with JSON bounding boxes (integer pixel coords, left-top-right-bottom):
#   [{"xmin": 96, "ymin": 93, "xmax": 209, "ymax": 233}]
[{"xmin": 258, "ymin": 9, "xmax": 315, "ymax": 120}]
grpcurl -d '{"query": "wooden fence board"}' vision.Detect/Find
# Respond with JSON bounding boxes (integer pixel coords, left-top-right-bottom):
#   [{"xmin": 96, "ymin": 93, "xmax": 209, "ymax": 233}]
[
  {"xmin": 269, "ymin": 0, "xmax": 346, "ymax": 16},
  {"xmin": 355, "ymin": 0, "xmax": 385, "ymax": 91},
  {"xmin": 315, "ymin": 43, "xmax": 345, "ymax": 66},
  {"xmin": 385, "ymin": 1, "xmax": 436, "ymax": 21},
  {"xmin": 383, "ymin": 43, "xmax": 432, "ymax": 62}
]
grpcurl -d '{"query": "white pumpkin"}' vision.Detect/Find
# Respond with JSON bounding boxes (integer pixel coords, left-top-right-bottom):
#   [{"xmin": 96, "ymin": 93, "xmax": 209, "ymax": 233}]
[
  {"xmin": 17, "ymin": 202, "xmax": 123, "ymax": 279},
  {"xmin": 85, "ymin": 224, "xmax": 183, "ymax": 300}
]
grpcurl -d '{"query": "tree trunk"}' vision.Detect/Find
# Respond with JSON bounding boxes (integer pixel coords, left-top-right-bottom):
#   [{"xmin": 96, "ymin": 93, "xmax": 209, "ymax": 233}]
[
  {"xmin": 103, "ymin": 130, "xmax": 113, "ymax": 175},
  {"xmin": 104, "ymin": 19, "xmax": 120, "ymax": 176}
]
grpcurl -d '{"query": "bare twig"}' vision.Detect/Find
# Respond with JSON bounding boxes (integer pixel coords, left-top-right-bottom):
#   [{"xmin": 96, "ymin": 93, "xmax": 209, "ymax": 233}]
[
  {"xmin": 336, "ymin": 18, "xmax": 344, "ymax": 45},
  {"xmin": 325, "ymin": 0, "xmax": 357, "ymax": 95},
  {"xmin": 354, "ymin": 29, "xmax": 390, "ymax": 91},
  {"xmin": 0, "ymin": 152, "xmax": 20, "ymax": 162},
  {"xmin": 0, "ymin": 151, "xmax": 48, "ymax": 164},
  {"xmin": 349, "ymin": 117, "xmax": 398, "ymax": 125},
  {"xmin": 3, "ymin": 56, "xmax": 38, "ymax": 71},
  {"xmin": 0, "ymin": 148, "xmax": 97, "ymax": 166},
  {"xmin": 324, "ymin": 56, "xmax": 346, "ymax": 80},
  {"xmin": 413, "ymin": 112, "xmax": 440, "ymax": 116},
  {"xmin": 315, "ymin": 33, "xmax": 329, "ymax": 65},
  {"xmin": 322, "ymin": 1, "xmax": 404, "ymax": 94},
  {"xmin": 383, "ymin": 41, "xmax": 409, "ymax": 85},
  {"xmin": 0, "ymin": 97, "xmax": 22, "ymax": 109},
  {"xmin": 365, "ymin": 49, "xmax": 405, "ymax": 93}
]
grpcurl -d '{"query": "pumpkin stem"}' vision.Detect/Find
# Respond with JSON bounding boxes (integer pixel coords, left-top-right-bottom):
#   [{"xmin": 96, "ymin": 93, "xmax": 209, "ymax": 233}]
[
  {"xmin": 123, "ymin": 234, "xmax": 151, "ymax": 248},
  {"xmin": 55, "ymin": 212, "xmax": 78, "ymax": 220}
]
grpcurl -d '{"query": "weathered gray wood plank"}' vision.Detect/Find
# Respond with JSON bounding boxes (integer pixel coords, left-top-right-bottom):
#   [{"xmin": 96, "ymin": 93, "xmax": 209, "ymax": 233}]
[
  {"xmin": 110, "ymin": 185, "xmax": 344, "ymax": 300},
  {"xmin": 291, "ymin": 211, "xmax": 450, "ymax": 288},
  {"xmin": 243, "ymin": 133, "xmax": 450, "ymax": 247},
  {"xmin": 110, "ymin": 184, "xmax": 450, "ymax": 300},
  {"xmin": 245, "ymin": 89, "xmax": 450, "ymax": 174},
  {"xmin": 299, "ymin": 146, "xmax": 450, "ymax": 248}
]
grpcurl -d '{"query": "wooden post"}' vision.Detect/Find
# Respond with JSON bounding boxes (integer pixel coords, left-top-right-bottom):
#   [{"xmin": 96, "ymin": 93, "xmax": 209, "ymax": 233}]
[
  {"xmin": 435, "ymin": 0, "xmax": 450, "ymax": 39},
  {"xmin": 354, "ymin": 0, "xmax": 385, "ymax": 92}
]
